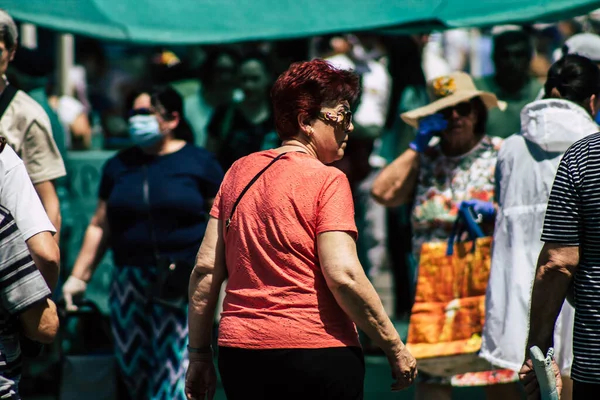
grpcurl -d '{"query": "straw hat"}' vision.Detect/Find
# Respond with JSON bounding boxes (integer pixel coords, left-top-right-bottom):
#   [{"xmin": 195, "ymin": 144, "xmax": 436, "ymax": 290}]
[{"xmin": 401, "ymin": 72, "xmax": 504, "ymax": 128}]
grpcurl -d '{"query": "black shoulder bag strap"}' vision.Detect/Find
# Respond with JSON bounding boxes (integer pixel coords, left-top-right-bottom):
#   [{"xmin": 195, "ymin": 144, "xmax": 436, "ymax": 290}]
[
  {"xmin": 0, "ymin": 85, "xmax": 18, "ymax": 120},
  {"xmin": 226, "ymin": 152, "xmax": 288, "ymax": 231}
]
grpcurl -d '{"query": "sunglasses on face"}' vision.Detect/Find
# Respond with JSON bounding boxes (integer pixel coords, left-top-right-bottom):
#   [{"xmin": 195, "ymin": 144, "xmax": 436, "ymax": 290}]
[
  {"xmin": 129, "ymin": 108, "xmax": 153, "ymax": 118},
  {"xmin": 439, "ymin": 102, "xmax": 473, "ymax": 120},
  {"xmin": 317, "ymin": 108, "xmax": 353, "ymax": 131},
  {"xmin": 129, "ymin": 107, "xmax": 175, "ymax": 122}
]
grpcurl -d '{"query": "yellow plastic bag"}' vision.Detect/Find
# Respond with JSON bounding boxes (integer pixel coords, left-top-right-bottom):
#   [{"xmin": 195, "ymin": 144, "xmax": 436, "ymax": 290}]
[{"xmin": 407, "ymin": 207, "xmax": 492, "ymax": 377}]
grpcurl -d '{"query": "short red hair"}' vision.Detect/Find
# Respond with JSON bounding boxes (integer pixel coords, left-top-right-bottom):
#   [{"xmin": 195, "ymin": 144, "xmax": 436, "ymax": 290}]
[{"xmin": 270, "ymin": 59, "xmax": 360, "ymax": 140}]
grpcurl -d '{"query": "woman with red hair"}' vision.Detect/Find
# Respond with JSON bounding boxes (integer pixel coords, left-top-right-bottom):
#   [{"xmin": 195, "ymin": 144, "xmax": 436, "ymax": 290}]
[{"xmin": 185, "ymin": 59, "xmax": 416, "ymax": 400}]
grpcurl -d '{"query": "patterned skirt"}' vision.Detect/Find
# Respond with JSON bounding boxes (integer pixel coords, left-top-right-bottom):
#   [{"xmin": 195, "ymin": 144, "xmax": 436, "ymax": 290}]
[{"xmin": 109, "ymin": 265, "xmax": 188, "ymax": 400}]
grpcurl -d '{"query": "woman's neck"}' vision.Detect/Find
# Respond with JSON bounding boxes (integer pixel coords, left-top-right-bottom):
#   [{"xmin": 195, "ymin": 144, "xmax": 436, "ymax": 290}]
[
  {"xmin": 440, "ymin": 134, "xmax": 483, "ymax": 158},
  {"xmin": 280, "ymin": 138, "xmax": 318, "ymax": 160},
  {"xmin": 141, "ymin": 136, "xmax": 186, "ymax": 156}
]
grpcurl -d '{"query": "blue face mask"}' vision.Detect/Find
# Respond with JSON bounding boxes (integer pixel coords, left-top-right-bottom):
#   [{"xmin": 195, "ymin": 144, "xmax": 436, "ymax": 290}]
[
  {"xmin": 128, "ymin": 114, "xmax": 162, "ymax": 147},
  {"xmin": 595, "ymin": 111, "xmax": 600, "ymax": 126}
]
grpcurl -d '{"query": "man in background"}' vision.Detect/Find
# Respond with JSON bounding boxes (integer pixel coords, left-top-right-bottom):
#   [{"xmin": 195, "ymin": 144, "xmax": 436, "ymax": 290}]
[
  {"xmin": 0, "ymin": 137, "xmax": 59, "ymax": 398},
  {"xmin": 0, "ymin": 10, "xmax": 66, "ymax": 240},
  {"xmin": 474, "ymin": 29, "xmax": 542, "ymax": 138},
  {"xmin": 0, "ymin": 140, "xmax": 60, "ymax": 292},
  {"xmin": 0, "ymin": 203, "xmax": 59, "ymax": 399}
]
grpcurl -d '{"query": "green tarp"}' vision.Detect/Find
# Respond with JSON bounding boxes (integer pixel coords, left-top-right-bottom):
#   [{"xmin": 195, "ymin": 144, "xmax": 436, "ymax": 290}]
[
  {"xmin": 0, "ymin": 0, "xmax": 599, "ymax": 44},
  {"xmin": 443, "ymin": 0, "xmax": 600, "ymax": 27}
]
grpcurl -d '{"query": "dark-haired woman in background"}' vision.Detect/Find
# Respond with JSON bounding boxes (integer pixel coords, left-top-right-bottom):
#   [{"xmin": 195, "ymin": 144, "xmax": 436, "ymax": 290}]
[
  {"xmin": 62, "ymin": 86, "xmax": 224, "ymax": 400},
  {"xmin": 483, "ymin": 54, "xmax": 600, "ymax": 400},
  {"xmin": 207, "ymin": 53, "xmax": 279, "ymax": 171}
]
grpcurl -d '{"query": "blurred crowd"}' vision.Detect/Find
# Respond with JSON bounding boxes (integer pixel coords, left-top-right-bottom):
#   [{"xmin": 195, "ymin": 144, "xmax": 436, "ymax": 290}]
[
  {"xmin": 34, "ymin": 17, "xmax": 600, "ymax": 329},
  {"xmin": 9, "ymin": 17, "xmax": 600, "ymax": 289},
  {"xmin": 5, "ymin": 8, "xmax": 600, "ymax": 400},
  {"xmin": 7, "ymin": 15, "xmax": 600, "ymax": 157}
]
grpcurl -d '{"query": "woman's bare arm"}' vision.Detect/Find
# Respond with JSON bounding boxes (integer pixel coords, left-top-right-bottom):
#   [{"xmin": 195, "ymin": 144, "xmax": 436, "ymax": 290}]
[
  {"xmin": 318, "ymin": 230, "xmax": 417, "ymax": 389},
  {"xmin": 371, "ymin": 149, "xmax": 420, "ymax": 207},
  {"xmin": 188, "ymin": 218, "xmax": 227, "ymax": 349},
  {"xmin": 70, "ymin": 200, "xmax": 111, "ymax": 282},
  {"xmin": 318, "ymin": 230, "xmax": 404, "ymax": 355}
]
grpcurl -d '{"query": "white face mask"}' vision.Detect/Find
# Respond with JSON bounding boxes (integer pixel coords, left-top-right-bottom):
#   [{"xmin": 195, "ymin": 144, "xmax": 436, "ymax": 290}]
[{"xmin": 128, "ymin": 114, "xmax": 163, "ymax": 147}]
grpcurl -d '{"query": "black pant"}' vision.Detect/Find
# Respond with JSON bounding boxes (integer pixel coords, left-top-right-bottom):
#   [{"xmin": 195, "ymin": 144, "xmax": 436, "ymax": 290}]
[
  {"xmin": 386, "ymin": 206, "xmax": 414, "ymax": 317},
  {"xmin": 573, "ymin": 380, "xmax": 600, "ymax": 399},
  {"xmin": 218, "ymin": 346, "xmax": 365, "ymax": 400}
]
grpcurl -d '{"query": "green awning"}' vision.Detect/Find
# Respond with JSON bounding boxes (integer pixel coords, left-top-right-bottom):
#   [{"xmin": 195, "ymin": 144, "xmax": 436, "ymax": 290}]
[
  {"xmin": 0, "ymin": 0, "xmax": 598, "ymax": 44},
  {"xmin": 441, "ymin": 0, "xmax": 600, "ymax": 27},
  {"xmin": 0, "ymin": 0, "xmax": 439, "ymax": 44}
]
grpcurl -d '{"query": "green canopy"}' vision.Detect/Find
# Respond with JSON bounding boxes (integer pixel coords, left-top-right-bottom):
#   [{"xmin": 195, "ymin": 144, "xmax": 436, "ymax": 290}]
[
  {"xmin": 441, "ymin": 0, "xmax": 599, "ymax": 27},
  {"xmin": 0, "ymin": 0, "xmax": 437, "ymax": 44},
  {"xmin": 0, "ymin": 0, "xmax": 598, "ymax": 44}
]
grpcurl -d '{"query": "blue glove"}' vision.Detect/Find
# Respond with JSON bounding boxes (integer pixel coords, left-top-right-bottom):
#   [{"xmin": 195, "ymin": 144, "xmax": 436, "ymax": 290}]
[
  {"xmin": 460, "ymin": 200, "xmax": 496, "ymax": 222},
  {"xmin": 409, "ymin": 113, "xmax": 448, "ymax": 153}
]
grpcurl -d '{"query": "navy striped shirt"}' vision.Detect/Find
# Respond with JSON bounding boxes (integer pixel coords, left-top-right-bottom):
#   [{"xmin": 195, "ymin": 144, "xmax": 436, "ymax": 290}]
[
  {"xmin": 0, "ymin": 205, "xmax": 51, "ymax": 397},
  {"xmin": 542, "ymin": 132, "xmax": 600, "ymax": 383}
]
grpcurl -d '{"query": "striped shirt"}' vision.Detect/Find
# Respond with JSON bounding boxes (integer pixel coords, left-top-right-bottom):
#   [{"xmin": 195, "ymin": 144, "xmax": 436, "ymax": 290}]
[
  {"xmin": 542, "ymin": 132, "xmax": 600, "ymax": 383},
  {"xmin": 0, "ymin": 205, "xmax": 51, "ymax": 397}
]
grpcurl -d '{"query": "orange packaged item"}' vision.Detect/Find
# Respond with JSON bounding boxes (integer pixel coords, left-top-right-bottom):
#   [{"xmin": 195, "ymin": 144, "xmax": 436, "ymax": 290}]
[{"xmin": 407, "ymin": 204, "xmax": 493, "ymax": 377}]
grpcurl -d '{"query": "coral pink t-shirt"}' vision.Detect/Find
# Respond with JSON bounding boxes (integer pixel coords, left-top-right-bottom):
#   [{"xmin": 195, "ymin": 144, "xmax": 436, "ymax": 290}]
[{"xmin": 210, "ymin": 150, "xmax": 360, "ymax": 349}]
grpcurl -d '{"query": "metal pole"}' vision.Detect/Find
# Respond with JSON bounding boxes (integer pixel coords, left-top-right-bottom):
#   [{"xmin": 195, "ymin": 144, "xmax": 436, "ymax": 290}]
[
  {"xmin": 20, "ymin": 23, "xmax": 37, "ymax": 50},
  {"xmin": 56, "ymin": 33, "xmax": 74, "ymax": 97},
  {"xmin": 469, "ymin": 28, "xmax": 481, "ymax": 78}
]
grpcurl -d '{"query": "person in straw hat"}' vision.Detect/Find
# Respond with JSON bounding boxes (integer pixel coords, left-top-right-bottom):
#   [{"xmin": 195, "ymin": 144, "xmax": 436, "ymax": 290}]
[{"xmin": 372, "ymin": 71, "xmax": 520, "ymax": 399}]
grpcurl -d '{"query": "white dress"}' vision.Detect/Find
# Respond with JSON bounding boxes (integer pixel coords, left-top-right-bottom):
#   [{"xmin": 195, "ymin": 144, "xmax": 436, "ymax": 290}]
[{"xmin": 480, "ymin": 99, "xmax": 599, "ymax": 375}]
